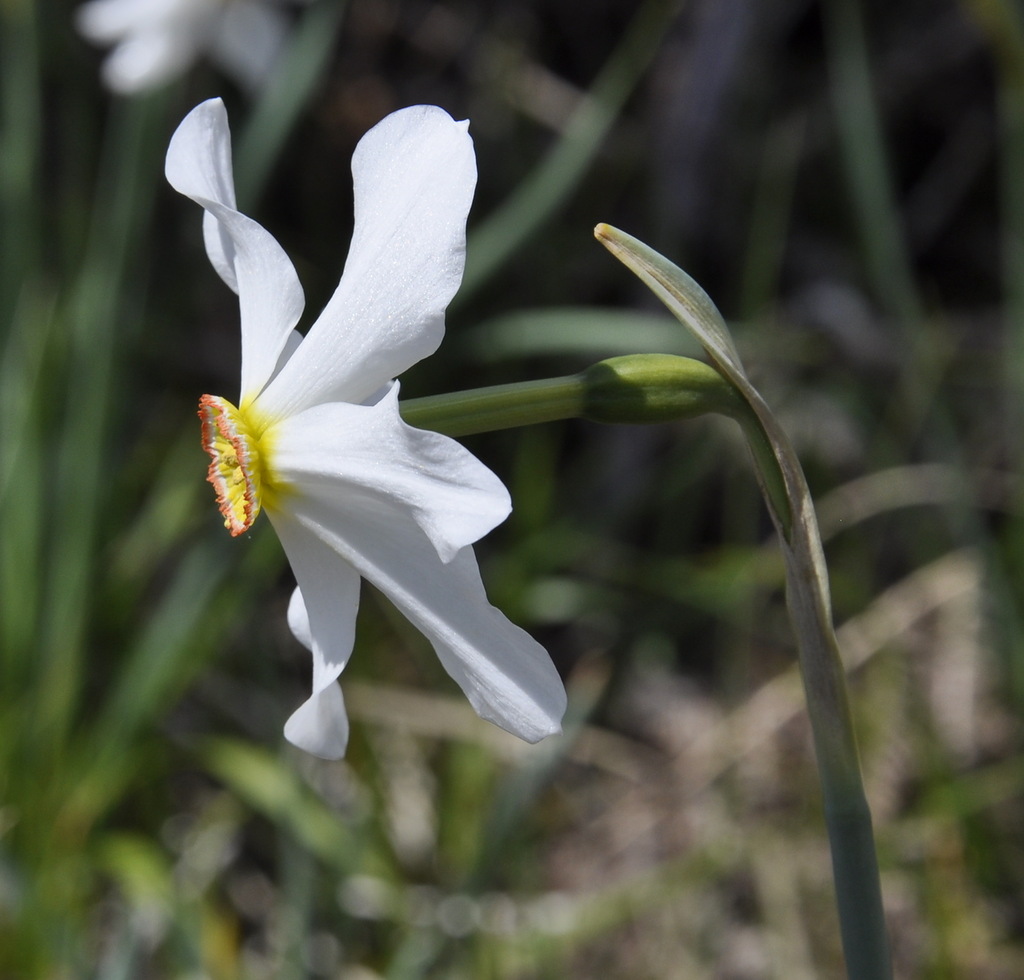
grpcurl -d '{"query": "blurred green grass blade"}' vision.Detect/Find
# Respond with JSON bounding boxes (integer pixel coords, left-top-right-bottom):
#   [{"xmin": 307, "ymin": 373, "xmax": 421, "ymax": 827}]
[
  {"xmin": 108, "ymin": 426, "xmax": 207, "ymax": 589},
  {"xmin": 826, "ymin": 1, "xmax": 1024, "ymax": 731},
  {"xmin": 99, "ymin": 524, "xmax": 280, "ymax": 744},
  {"xmin": 96, "ymin": 832, "xmax": 175, "ymax": 914},
  {"xmin": 201, "ymin": 737, "xmax": 379, "ymax": 874},
  {"xmin": 920, "ymin": 754, "xmax": 1024, "ymax": 819},
  {"xmin": 0, "ymin": 284, "xmax": 55, "ymax": 681},
  {"xmin": 0, "ymin": 0, "xmax": 42, "ymax": 307},
  {"xmin": 62, "ymin": 530, "xmax": 280, "ymax": 833},
  {"xmin": 819, "ymin": 0, "xmax": 957, "ymax": 448},
  {"xmin": 738, "ymin": 117, "xmax": 804, "ymax": 318},
  {"xmin": 964, "ymin": 0, "xmax": 1024, "ymax": 705},
  {"xmin": 0, "ymin": 282, "xmax": 54, "ymax": 505},
  {"xmin": 0, "ymin": 446, "xmax": 43, "ymax": 684},
  {"xmin": 275, "ymin": 836, "xmax": 316, "ymax": 980},
  {"xmin": 459, "ymin": 0, "xmax": 684, "ymax": 301},
  {"xmin": 470, "ymin": 678, "xmax": 606, "ymax": 889},
  {"xmin": 92, "ymin": 833, "xmax": 174, "ymax": 980},
  {"xmin": 385, "ymin": 678, "xmax": 609, "ymax": 979},
  {"xmin": 235, "ymin": 0, "xmax": 348, "ymax": 208},
  {"xmin": 821, "ymin": 0, "xmax": 923, "ymax": 329},
  {"xmin": 967, "ymin": 0, "xmax": 1024, "ymax": 370},
  {"xmin": 464, "ymin": 306, "xmax": 702, "ymax": 362},
  {"xmin": 93, "ymin": 539, "xmax": 240, "ymax": 753},
  {"xmin": 0, "ymin": 0, "xmax": 45, "ymax": 674},
  {"xmin": 37, "ymin": 94, "xmax": 170, "ymax": 747}
]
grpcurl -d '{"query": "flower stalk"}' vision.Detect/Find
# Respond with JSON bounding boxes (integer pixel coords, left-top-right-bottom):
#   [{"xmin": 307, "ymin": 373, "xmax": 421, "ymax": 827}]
[{"xmin": 400, "ymin": 353, "xmax": 747, "ymax": 436}]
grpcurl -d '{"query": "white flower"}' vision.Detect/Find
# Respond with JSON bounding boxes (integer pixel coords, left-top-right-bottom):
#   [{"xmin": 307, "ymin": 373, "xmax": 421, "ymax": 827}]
[
  {"xmin": 76, "ymin": 0, "xmax": 293, "ymax": 94},
  {"xmin": 166, "ymin": 98, "xmax": 567, "ymax": 759}
]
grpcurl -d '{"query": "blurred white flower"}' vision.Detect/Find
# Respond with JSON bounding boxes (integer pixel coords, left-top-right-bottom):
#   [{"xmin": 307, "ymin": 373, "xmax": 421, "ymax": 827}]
[
  {"xmin": 76, "ymin": 0, "xmax": 295, "ymax": 95},
  {"xmin": 166, "ymin": 98, "xmax": 566, "ymax": 759}
]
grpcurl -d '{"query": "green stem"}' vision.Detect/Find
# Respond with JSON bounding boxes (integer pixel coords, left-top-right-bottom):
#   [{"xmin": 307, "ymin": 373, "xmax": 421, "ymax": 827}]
[
  {"xmin": 593, "ymin": 224, "xmax": 892, "ymax": 979},
  {"xmin": 400, "ymin": 374, "xmax": 586, "ymax": 437},
  {"xmin": 399, "ymin": 354, "xmax": 745, "ymax": 437},
  {"xmin": 778, "ymin": 516, "xmax": 890, "ymax": 980},
  {"xmin": 731, "ymin": 403, "xmax": 791, "ymax": 540}
]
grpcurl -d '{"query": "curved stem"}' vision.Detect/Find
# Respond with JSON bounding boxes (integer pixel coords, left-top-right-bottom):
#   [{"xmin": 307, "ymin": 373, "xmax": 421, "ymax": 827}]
[{"xmin": 594, "ymin": 223, "xmax": 892, "ymax": 979}]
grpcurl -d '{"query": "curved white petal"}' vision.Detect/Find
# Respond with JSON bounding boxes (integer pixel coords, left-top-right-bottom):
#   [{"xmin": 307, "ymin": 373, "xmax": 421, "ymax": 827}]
[
  {"xmin": 283, "ymin": 494, "xmax": 566, "ymax": 744},
  {"xmin": 269, "ymin": 382, "xmax": 510, "ymax": 562},
  {"xmin": 273, "ymin": 519, "xmax": 361, "ymax": 693},
  {"xmin": 270, "ymin": 520, "xmax": 362, "ymax": 758},
  {"xmin": 202, "ymin": 210, "xmax": 238, "ymax": 294},
  {"xmin": 166, "ymin": 98, "xmax": 305, "ymax": 402},
  {"xmin": 284, "ymin": 588, "xmax": 350, "ymax": 759},
  {"xmin": 286, "ymin": 585, "xmax": 314, "ymax": 650},
  {"xmin": 269, "ymin": 328, "xmax": 304, "ymax": 383},
  {"xmin": 283, "ymin": 669, "xmax": 350, "ymax": 759},
  {"xmin": 257, "ymin": 105, "xmax": 476, "ymax": 419}
]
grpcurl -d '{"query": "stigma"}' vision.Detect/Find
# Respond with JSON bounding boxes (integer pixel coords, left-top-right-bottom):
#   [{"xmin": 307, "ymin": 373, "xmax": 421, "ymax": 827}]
[{"xmin": 198, "ymin": 394, "xmax": 264, "ymax": 536}]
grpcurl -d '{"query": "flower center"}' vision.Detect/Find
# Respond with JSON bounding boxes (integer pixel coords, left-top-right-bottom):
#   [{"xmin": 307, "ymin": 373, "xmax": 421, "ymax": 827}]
[{"xmin": 198, "ymin": 394, "xmax": 265, "ymax": 536}]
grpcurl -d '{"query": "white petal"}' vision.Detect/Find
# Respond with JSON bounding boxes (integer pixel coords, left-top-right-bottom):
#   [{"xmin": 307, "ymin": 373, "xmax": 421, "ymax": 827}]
[
  {"xmin": 270, "ymin": 521, "xmax": 362, "ymax": 758},
  {"xmin": 202, "ymin": 210, "xmax": 238, "ymax": 294},
  {"xmin": 274, "ymin": 519, "xmax": 361, "ymax": 693},
  {"xmin": 99, "ymin": 28, "xmax": 198, "ymax": 92},
  {"xmin": 286, "ymin": 585, "xmax": 314, "ymax": 650},
  {"xmin": 77, "ymin": 0, "xmax": 217, "ymax": 92},
  {"xmin": 284, "ymin": 495, "xmax": 566, "ymax": 743},
  {"xmin": 210, "ymin": 0, "xmax": 287, "ymax": 94},
  {"xmin": 166, "ymin": 98, "xmax": 305, "ymax": 402},
  {"xmin": 270, "ymin": 382, "xmax": 510, "ymax": 562},
  {"xmin": 284, "ymin": 675, "xmax": 350, "ymax": 759},
  {"xmin": 269, "ymin": 328, "xmax": 304, "ymax": 383},
  {"xmin": 76, "ymin": 0, "xmax": 182, "ymax": 42},
  {"xmin": 257, "ymin": 105, "xmax": 476, "ymax": 419}
]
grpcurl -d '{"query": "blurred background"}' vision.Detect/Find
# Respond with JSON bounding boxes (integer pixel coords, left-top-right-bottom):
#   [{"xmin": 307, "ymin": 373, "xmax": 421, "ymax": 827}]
[{"xmin": 1, "ymin": 0, "xmax": 1020, "ymax": 975}]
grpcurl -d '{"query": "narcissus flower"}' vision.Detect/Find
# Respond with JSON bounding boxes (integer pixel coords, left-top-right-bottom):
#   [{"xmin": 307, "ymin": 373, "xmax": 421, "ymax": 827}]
[
  {"xmin": 166, "ymin": 98, "xmax": 566, "ymax": 759},
  {"xmin": 76, "ymin": 0, "xmax": 295, "ymax": 94}
]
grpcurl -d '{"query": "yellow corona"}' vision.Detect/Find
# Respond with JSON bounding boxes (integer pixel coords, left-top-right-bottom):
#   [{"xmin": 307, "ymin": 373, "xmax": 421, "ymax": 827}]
[{"xmin": 198, "ymin": 394, "xmax": 264, "ymax": 535}]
